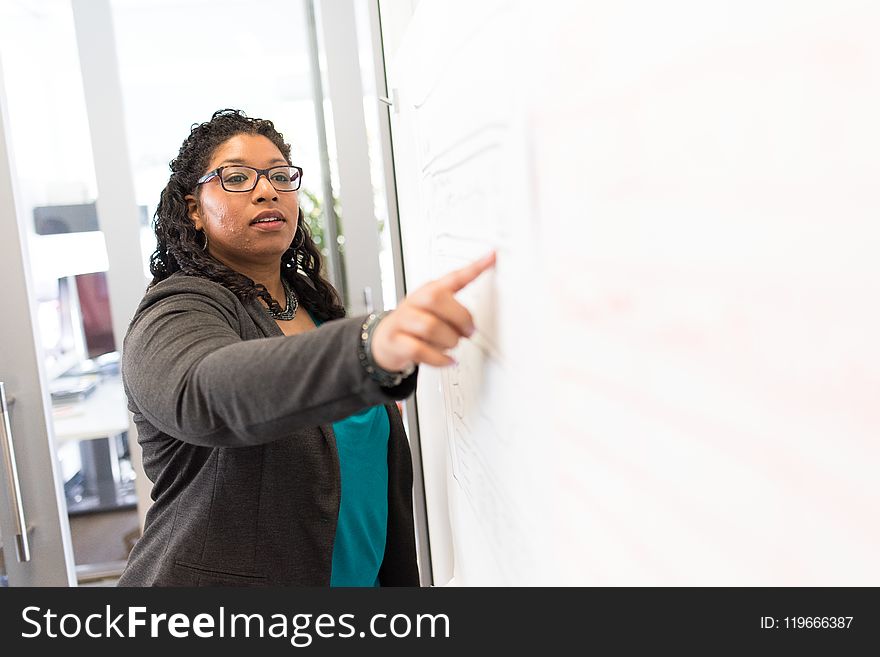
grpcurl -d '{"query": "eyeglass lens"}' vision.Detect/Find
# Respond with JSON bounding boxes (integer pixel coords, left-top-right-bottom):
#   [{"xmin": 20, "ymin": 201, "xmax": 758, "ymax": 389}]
[{"xmin": 220, "ymin": 166, "xmax": 301, "ymax": 192}]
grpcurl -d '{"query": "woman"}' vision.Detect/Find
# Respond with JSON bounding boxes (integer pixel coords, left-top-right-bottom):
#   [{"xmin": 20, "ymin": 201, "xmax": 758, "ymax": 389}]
[{"xmin": 118, "ymin": 109, "xmax": 494, "ymax": 586}]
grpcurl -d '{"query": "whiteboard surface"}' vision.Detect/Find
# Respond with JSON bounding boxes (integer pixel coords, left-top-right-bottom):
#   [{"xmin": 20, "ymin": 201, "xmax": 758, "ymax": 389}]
[{"xmin": 387, "ymin": 0, "xmax": 880, "ymax": 585}]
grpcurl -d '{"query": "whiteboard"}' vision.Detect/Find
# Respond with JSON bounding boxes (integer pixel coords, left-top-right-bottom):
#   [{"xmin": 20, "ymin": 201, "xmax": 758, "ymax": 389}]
[{"xmin": 385, "ymin": 0, "xmax": 880, "ymax": 585}]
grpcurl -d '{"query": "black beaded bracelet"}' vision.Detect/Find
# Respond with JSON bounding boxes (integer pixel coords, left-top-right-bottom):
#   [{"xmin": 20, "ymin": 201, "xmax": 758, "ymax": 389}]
[{"xmin": 358, "ymin": 311, "xmax": 415, "ymax": 388}]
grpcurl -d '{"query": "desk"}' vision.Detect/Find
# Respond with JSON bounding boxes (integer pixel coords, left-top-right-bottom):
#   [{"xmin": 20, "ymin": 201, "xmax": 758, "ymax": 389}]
[
  {"xmin": 52, "ymin": 373, "xmax": 129, "ymax": 443},
  {"xmin": 51, "ymin": 374, "xmax": 134, "ymax": 514}
]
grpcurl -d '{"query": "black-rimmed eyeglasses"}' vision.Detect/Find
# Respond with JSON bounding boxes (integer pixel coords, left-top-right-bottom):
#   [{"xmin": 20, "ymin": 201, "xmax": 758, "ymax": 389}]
[{"xmin": 196, "ymin": 165, "xmax": 303, "ymax": 193}]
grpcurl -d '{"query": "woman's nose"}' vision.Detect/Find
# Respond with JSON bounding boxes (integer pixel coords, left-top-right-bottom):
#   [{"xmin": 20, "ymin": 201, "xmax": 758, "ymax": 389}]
[{"xmin": 253, "ymin": 173, "xmax": 278, "ymax": 200}]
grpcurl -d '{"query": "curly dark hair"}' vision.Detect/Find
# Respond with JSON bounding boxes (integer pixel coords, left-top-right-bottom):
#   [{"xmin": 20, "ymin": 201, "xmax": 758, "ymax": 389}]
[{"xmin": 149, "ymin": 108, "xmax": 345, "ymax": 322}]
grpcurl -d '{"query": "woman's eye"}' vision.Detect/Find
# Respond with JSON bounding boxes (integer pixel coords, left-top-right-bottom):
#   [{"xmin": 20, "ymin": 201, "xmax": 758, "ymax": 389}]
[
  {"xmin": 271, "ymin": 173, "xmax": 291, "ymax": 183},
  {"xmin": 225, "ymin": 174, "xmax": 248, "ymax": 184}
]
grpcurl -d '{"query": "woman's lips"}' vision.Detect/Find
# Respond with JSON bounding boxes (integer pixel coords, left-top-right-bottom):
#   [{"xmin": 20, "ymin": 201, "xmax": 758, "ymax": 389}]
[
  {"xmin": 250, "ymin": 210, "xmax": 286, "ymax": 231},
  {"xmin": 250, "ymin": 219, "xmax": 286, "ymax": 232}
]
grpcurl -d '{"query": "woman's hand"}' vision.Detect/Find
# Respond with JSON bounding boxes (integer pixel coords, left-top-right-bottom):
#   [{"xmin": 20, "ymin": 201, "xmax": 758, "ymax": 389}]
[{"xmin": 370, "ymin": 251, "xmax": 496, "ymax": 372}]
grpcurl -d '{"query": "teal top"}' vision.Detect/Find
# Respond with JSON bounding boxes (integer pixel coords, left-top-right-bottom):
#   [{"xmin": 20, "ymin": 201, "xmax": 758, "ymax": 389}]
[
  {"xmin": 309, "ymin": 312, "xmax": 390, "ymax": 587},
  {"xmin": 330, "ymin": 405, "xmax": 390, "ymax": 586}
]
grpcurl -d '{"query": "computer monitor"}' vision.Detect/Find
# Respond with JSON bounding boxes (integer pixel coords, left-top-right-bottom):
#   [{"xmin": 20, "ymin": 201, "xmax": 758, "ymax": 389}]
[{"xmin": 73, "ymin": 271, "xmax": 116, "ymax": 358}]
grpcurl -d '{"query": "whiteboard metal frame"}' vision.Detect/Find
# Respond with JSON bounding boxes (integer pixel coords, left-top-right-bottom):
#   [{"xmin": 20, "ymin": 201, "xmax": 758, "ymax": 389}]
[{"xmin": 370, "ymin": 0, "xmax": 433, "ymax": 586}]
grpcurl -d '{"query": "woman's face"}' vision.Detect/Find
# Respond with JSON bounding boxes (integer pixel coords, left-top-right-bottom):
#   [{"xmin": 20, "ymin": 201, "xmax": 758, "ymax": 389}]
[{"xmin": 186, "ymin": 133, "xmax": 299, "ymax": 269}]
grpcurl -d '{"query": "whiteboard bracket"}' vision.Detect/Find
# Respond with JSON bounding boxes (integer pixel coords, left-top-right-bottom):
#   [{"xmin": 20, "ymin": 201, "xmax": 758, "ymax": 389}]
[{"xmin": 379, "ymin": 89, "xmax": 400, "ymax": 114}]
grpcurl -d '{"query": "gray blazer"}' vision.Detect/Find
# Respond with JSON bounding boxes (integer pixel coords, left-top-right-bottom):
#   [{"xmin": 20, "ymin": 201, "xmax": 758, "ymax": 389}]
[{"xmin": 117, "ymin": 273, "xmax": 419, "ymax": 586}]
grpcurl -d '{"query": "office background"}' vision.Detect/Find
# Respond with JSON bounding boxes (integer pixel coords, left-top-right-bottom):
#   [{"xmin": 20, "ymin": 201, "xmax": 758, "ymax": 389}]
[{"xmin": 2, "ymin": 0, "xmax": 879, "ymax": 587}]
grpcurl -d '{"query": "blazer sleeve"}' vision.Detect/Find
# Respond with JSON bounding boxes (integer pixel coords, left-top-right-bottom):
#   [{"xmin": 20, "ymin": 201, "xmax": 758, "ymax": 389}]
[{"xmin": 122, "ymin": 281, "xmax": 417, "ymax": 448}]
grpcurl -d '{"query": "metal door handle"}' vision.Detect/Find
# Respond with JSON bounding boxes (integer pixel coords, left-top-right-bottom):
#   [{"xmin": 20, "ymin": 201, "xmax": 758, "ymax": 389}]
[{"xmin": 0, "ymin": 382, "xmax": 30, "ymax": 562}]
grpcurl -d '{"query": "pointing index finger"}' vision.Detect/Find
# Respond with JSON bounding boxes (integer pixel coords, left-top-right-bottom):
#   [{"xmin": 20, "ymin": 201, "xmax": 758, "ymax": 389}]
[{"xmin": 439, "ymin": 251, "xmax": 497, "ymax": 292}]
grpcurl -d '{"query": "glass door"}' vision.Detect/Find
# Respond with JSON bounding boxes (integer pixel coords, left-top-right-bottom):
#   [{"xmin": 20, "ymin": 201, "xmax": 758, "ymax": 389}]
[
  {"xmin": 0, "ymin": 0, "xmax": 145, "ymax": 586},
  {"xmin": 0, "ymin": 63, "xmax": 76, "ymax": 586}
]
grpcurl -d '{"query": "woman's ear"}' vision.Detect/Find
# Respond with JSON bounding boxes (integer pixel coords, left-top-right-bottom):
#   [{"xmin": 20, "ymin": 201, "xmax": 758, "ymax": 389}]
[{"xmin": 185, "ymin": 194, "xmax": 203, "ymax": 231}]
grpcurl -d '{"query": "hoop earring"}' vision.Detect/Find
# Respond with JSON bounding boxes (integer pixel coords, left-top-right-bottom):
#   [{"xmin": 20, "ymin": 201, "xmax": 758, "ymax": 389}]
[{"xmin": 200, "ymin": 230, "xmax": 209, "ymax": 251}]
